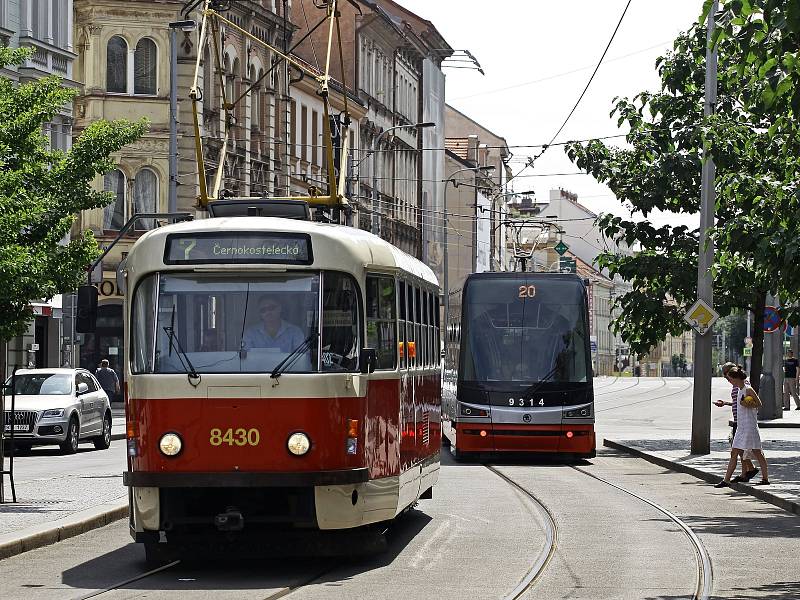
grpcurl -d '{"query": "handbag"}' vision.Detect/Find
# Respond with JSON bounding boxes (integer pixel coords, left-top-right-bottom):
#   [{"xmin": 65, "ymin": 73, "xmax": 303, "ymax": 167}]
[{"xmin": 740, "ymin": 387, "xmax": 760, "ymax": 408}]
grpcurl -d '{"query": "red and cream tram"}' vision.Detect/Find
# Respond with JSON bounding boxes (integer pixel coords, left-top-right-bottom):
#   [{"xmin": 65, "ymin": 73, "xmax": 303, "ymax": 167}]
[
  {"xmin": 442, "ymin": 272, "xmax": 595, "ymax": 459},
  {"xmin": 121, "ymin": 215, "xmax": 441, "ymax": 560}
]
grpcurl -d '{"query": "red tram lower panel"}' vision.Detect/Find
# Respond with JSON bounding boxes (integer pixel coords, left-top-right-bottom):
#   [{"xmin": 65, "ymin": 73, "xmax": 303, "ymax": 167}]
[{"xmin": 451, "ymin": 422, "xmax": 595, "ymax": 456}]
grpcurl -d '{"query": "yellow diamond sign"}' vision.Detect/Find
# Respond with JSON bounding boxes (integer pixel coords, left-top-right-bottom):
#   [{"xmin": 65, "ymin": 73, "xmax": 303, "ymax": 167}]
[{"xmin": 684, "ymin": 299, "xmax": 719, "ymax": 335}]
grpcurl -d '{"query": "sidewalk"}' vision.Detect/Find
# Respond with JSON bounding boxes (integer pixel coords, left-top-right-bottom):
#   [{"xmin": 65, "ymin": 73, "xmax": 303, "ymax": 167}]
[
  {"xmin": 605, "ymin": 436, "xmax": 800, "ymax": 515},
  {"xmin": 0, "ymin": 410, "xmax": 129, "ymax": 559},
  {"xmin": 729, "ymin": 406, "xmax": 800, "ymax": 428}
]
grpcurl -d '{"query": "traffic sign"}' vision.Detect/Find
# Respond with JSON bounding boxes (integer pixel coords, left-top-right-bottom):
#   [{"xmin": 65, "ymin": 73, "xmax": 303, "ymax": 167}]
[
  {"xmin": 559, "ymin": 257, "xmax": 576, "ymax": 273},
  {"xmin": 590, "ymin": 335, "xmax": 598, "ymax": 354},
  {"xmin": 684, "ymin": 299, "xmax": 719, "ymax": 335},
  {"xmin": 554, "ymin": 240, "xmax": 569, "ymax": 256},
  {"xmin": 763, "ymin": 305, "xmax": 782, "ymax": 333},
  {"xmin": 743, "ymin": 347, "xmax": 752, "ymax": 357}
]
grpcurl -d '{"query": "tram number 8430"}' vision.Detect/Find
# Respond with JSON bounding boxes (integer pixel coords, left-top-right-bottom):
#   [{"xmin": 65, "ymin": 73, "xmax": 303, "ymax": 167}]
[
  {"xmin": 509, "ymin": 398, "xmax": 545, "ymax": 407},
  {"xmin": 209, "ymin": 428, "xmax": 261, "ymax": 447}
]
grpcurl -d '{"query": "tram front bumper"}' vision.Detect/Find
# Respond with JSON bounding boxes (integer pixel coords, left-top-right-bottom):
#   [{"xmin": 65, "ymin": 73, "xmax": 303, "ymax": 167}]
[{"xmin": 455, "ymin": 423, "xmax": 595, "ymax": 455}]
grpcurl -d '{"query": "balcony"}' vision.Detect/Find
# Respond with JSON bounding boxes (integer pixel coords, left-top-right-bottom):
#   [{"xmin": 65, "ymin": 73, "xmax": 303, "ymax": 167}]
[{"xmin": 18, "ymin": 36, "xmax": 76, "ymax": 83}]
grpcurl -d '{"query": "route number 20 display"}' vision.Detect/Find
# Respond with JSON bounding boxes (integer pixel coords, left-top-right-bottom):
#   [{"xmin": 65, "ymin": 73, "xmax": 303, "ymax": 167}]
[
  {"xmin": 518, "ymin": 285, "xmax": 536, "ymax": 298},
  {"xmin": 209, "ymin": 428, "xmax": 261, "ymax": 447}
]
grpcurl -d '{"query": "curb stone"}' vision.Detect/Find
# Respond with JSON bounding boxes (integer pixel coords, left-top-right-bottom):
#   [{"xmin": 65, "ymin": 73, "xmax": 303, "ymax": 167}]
[
  {"xmin": 0, "ymin": 500, "xmax": 128, "ymax": 560},
  {"xmin": 603, "ymin": 438, "xmax": 800, "ymax": 517}
]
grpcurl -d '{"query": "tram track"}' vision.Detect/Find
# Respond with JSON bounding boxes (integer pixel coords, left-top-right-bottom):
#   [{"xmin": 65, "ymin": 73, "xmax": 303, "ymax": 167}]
[
  {"xmin": 484, "ymin": 465, "xmax": 558, "ymax": 599},
  {"xmin": 570, "ymin": 465, "xmax": 713, "ymax": 600},
  {"xmin": 595, "ymin": 376, "xmax": 665, "ymax": 404},
  {"xmin": 485, "ymin": 462, "xmax": 712, "ymax": 599},
  {"xmin": 594, "ymin": 376, "xmax": 641, "ymax": 396},
  {"xmin": 595, "ymin": 377, "xmax": 694, "ymax": 413}
]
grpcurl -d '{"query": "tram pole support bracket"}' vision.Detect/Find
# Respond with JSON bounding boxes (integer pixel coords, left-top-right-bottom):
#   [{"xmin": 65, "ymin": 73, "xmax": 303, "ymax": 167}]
[{"xmin": 86, "ymin": 212, "xmax": 193, "ymax": 285}]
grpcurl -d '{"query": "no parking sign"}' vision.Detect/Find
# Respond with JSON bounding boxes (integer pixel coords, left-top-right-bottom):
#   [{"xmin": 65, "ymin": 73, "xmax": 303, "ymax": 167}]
[{"xmin": 763, "ymin": 306, "xmax": 782, "ymax": 333}]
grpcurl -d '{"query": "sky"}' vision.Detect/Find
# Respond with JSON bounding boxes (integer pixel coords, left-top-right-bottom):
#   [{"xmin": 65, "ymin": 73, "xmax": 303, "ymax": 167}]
[{"xmin": 399, "ymin": 0, "xmax": 707, "ymax": 227}]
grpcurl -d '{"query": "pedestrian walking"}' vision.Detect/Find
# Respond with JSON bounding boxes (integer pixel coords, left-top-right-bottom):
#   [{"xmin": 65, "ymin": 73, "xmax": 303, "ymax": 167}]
[
  {"xmin": 713, "ymin": 362, "xmax": 757, "ymax": 481},
  {"xmin": 715, "ymin": 366, "xmax": 770, "ymax": 487},
  {"xmin": 95, "ymin": 359, "xmax": 120, "ymax": 403},
  {"xmin": 783, "ymin": 350, "xmax": 800, "ymax": 410}
]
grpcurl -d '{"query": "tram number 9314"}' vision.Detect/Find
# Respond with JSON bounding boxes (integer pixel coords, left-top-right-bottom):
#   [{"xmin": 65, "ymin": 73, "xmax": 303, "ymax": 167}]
[
  {"xmin": 209, "ymin": 428, "xmax": 261, "ymax": 447},
  {"xmin": 509, "ymin": 398, "xmax": 545, "ymax": 407}
]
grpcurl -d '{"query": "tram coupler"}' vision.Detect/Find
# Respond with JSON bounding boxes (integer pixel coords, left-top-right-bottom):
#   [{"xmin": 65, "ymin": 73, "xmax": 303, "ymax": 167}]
[{"xmin": 214, "ymin": 507, "xmax": 244, "ymax": 531}]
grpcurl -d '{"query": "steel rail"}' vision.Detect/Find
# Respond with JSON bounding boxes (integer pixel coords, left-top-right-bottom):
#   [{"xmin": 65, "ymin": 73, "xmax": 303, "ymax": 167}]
[
  {"xmin": 484, "ymin": 465, "xmax": 558, "ymax": 600},
  {"xmin": 595, "ymin": 376, "xmax": 666, "ymax": 404},
  {"xmin": 596, "ymin": 377, "xmax": 694, "ymax": 413},
  {"xmin": 571, "ymin": 465, "xmax": 713, "ymax": 600},
  {"xmin": 71, "ymin": 560, "xmax": 180, "ymax": 600},
  {"xmin": 592, "ymin": 375, "xmax": 620, "ymax": 391},
  {"xmin": 594, "ymin": 376, "xmax": 641, "ymax": 396}
]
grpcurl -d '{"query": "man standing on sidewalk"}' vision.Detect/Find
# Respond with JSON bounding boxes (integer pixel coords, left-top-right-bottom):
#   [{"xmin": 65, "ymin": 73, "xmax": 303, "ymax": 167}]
[
  {"xmin": 95, "ymin": 359, "xmax": 120, "ymax": 403},
  {"xmin": 783, "ymin": 350, "xmax": 800, "ymax": 410}
]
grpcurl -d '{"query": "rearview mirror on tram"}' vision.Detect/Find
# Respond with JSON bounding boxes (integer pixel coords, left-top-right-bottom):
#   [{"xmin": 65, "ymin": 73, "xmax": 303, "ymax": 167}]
[{"xmin": 359, "ymin": 349, "xmax": 377, "ymax": 374}]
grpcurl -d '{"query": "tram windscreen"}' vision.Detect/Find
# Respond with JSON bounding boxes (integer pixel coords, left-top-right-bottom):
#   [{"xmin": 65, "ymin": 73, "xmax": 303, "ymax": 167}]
[
  {"xmin": 130, "ymin": 272, "xmax": 361, "ymax": 374},
  {"xmin": 461, "ymin": 278, "xmax": 590, "ymax": 384}
]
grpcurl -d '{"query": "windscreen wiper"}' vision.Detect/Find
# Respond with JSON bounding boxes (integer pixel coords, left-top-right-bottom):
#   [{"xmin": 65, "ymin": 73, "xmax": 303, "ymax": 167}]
[
  {"xmin": 270, "ymin": 334, "xmax": 318, "ymax": 380},
  {"xmin": 163, "ymin": 324, "xmax": 199, "ymax": 379}
]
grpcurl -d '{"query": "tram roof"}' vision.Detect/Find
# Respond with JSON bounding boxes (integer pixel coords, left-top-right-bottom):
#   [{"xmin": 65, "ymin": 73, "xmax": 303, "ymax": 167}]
[{"xmin": 126, "ymin": 217, "xmax": 439, "ymax": 287}]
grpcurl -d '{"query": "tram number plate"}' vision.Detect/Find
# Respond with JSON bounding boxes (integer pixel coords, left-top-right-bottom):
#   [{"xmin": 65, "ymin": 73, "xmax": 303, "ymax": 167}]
[
  {"xmin": 209, "ymin": 428, "xmax": 261, "ymax": 447},
  {"xmin": 508, "ymin": 398, "xmax": 545, "ymax": 407}
]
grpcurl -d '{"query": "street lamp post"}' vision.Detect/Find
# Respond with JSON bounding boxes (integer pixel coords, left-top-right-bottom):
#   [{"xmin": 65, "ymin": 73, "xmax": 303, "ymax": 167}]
[
  {"xmin": 168, "ymin": 20, "xmax": 197, "ymax": 214},
  {"xmin": 370, "ymin": 122, "xmax": 434, "ymax": 236},
  {"xmin": 441, "ymin": 164, "xmax": 495, "ymax": 359}
]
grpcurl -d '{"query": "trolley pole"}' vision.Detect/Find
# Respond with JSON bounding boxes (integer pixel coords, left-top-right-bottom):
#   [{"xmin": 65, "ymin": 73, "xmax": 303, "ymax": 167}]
[{"xmin": 691, "ymin": 0, "xmax": 718, "ymax": 455}]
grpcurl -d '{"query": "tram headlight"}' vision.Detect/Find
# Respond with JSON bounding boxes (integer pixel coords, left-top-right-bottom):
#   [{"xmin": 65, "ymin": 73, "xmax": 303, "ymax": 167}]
[
  {"xmin": 158, "ymin": 432, "xmax": 183, "ymax": 457},
  {"xmin": 287, "ymin": 432, "xmax": 311, "ymax": 456},
  {"xmin": 564, "ymin": 405, "xmax": 592, "ymax": 419}
]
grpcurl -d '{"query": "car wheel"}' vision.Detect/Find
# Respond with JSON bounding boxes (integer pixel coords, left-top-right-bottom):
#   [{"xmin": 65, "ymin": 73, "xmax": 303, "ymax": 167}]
[
  {"xmin": 93, "ymin": 412, "xmax": 112, "ymax": 450},
  {"xmin": 60, "ymin": 416, "xmax": 80, "ymax": 455}
]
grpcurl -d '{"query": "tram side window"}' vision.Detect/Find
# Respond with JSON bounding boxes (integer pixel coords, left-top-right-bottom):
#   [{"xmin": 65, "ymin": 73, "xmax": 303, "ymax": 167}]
[
  {"xmin": 366, "ymin": 275, "xmax": 397, "ymax": 370},
  {"xmin": 434, "ymin": 295, "xmax": 441, "ymax": 366},
  {"xmin": 421, "ymin": 290, "xmax": 429, "ymax": 367},
  {"xmin": 398, "ymin": 280, "xmax": 407, "ymax": 369},
  {"xmin": 321, "ymin": 272, "xmax": 361, "ymax": 372},
  {"xmin": 406, "ymin": 283, "xmax": 415, "ymax": 369},
  {"xmin": 414, "ymin": 286, "xmax": 422, "ymax": 369},
  {"xmin": 131, "ymin": 274, "xmax": 157, "ymax": 373}
]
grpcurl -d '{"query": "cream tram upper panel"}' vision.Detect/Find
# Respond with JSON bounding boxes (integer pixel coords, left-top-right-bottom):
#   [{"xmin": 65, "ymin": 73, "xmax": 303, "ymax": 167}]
[{"xmin": 125, "ymin": 217, "xmax": 439, "ymax": 286}]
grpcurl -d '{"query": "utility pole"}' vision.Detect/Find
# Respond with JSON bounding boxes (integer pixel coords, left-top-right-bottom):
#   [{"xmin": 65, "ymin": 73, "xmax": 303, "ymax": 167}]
[
  {"xmin": 168, "ymin": 20, "xmax": 197, "ymax": 213},
  {"xmin": 691, "ymin": 0, "xmax": 718, "ymax": 455}
]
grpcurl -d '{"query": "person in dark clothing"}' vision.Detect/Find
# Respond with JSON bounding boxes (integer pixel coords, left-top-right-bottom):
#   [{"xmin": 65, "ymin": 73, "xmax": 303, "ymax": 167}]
[
  {"xmin": 95, "ymin": 359, "xmax": 120, "ymax": 402},
  {"xmin": 783, "ymin": 350, "xmax": 800, "ymax": 410}
]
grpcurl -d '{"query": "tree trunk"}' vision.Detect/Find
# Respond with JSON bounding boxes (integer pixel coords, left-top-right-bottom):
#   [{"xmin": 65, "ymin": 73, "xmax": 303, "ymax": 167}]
[{"xmin": 750, "ymin": 290, "xmax": 767, "ymax": 392}]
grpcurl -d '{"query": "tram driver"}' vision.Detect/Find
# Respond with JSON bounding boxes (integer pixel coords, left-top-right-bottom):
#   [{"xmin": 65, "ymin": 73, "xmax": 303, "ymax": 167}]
[{"xmin": 243, "ymin": 295, "xmax": 306, "ymax": 354}]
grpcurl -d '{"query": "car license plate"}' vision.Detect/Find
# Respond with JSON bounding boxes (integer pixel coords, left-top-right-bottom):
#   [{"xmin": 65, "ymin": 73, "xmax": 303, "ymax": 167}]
[{"xmin": 3, "ymin": 425, "xmax": 30, "ymax": 432}]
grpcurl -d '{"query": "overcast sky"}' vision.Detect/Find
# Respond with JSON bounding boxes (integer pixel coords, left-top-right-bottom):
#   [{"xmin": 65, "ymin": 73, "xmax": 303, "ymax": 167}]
[{"xmin": 400, "ymin": 0, "xmax": 706, "ymax": 226}]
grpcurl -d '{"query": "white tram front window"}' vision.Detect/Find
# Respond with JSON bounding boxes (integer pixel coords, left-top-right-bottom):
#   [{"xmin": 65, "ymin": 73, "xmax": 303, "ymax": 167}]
[{"xmin": 131, "ymin": 272, "xmax": 361, "ymax": 374}]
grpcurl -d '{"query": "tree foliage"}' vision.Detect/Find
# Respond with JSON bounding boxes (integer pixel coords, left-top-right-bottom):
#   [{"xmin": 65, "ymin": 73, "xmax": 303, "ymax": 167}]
[
  {"xmin": 565, "ymin": 14, "xmax": 800, "ymax": 388},
  {"xmin": 0, "ymin": 48, "xmax": 146, "ymax": 341}
]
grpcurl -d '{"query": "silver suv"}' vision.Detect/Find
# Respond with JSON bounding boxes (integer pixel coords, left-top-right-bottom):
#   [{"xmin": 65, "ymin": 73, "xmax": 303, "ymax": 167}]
[{"xmin": 2, "ymin": 368, "xmax": 112, "ymax": 454}]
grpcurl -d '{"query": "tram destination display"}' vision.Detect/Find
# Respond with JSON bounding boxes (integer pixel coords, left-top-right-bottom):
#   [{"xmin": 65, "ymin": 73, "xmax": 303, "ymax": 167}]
[{"xmin": 164, "ymin": 232, "xmax": 313, "ymax": 265}]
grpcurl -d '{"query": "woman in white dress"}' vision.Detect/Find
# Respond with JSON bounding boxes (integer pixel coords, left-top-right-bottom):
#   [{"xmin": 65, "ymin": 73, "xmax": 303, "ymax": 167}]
[{"xmin": 716, "ymin": 366, "xmax": 770, "ymax": 487}]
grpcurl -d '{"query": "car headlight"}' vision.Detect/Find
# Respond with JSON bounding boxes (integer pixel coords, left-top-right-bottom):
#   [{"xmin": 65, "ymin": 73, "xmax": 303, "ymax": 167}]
[
  {"xmin": 42, "ymin": 409, "xmax": 65, "ymax": 418},
  {"xmin": 159, "ymin": 432, "xmax": 183, "ymax": 457},
  {"xmin": 287, "ymin": 432, "xmax": 311, "ymax": 456}
]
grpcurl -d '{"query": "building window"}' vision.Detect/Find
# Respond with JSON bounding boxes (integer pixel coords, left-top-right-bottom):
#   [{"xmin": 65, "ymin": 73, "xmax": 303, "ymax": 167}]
[
  {"xmin": 103, "ymin": 169, "xmax": 126, "ymax": 230},
  {"xmin": 134, "ymin": 38, "xmax": 157, "ymax": 95},
  {"xmin": 106, "ymin": 36, "xmax": 128, "ymax": 93},
  {"xmin": 133, "ymin": 168, "xmax": 158, "ymax": 230}
]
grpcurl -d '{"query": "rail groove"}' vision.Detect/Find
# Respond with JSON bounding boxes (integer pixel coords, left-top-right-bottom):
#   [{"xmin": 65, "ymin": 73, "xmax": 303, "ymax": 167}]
[
  {"xmin": 484, "ymin": 464, "xmax": 558, "ymax": 600},
  {"xmin": 571, "ymin": 465, "xmax": 713, "ymax": 600}
]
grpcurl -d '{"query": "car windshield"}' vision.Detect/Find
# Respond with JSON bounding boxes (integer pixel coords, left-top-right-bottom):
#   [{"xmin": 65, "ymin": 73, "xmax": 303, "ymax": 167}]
[
  {"xmin": 461, "ymin": 277, "xmax": 590, "ymax": 384},
  {"xmin": 131, "ymin": 271, "xmax": 361, "ymax": 374},
  {"xmin": 4, "ymin": 374, "xmax": 73, "ymax": 395}
]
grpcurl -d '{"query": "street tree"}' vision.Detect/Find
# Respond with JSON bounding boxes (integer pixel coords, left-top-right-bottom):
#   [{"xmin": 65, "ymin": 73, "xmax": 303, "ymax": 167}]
[
  {"xmin": 565, "ymin": 21, "xmax": 799, "ymax": 390},
  {"xmin": 0, "ymin": 47, "xmax": 146, "ymax": 341}
]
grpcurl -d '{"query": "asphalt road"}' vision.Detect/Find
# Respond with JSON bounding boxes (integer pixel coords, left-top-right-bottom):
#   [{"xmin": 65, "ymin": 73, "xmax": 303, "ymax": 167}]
[{"xmin": 2, "ymin": 378, "xmax": 799, "ymax": 599}]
